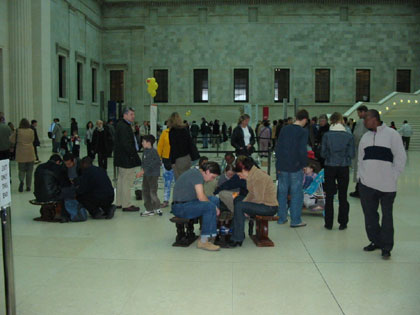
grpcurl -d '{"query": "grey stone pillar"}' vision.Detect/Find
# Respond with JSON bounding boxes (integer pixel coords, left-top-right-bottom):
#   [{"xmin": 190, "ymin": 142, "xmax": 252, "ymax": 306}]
[{"xmin": 9, "ymin": 0, "xmax": 34, "ymax": 124}]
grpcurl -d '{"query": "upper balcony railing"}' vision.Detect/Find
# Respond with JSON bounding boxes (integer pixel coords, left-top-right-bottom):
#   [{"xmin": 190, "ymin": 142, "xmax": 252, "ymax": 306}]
[{"xmin": 344, "ymin": 89, "xmax": 420, "ymax": 120}]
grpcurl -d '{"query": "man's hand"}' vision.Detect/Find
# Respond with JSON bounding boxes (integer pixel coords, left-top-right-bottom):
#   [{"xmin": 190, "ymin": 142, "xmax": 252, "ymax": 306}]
[
  {"xmin": 216, "ymin": 207, "xmax": 220, "ymax": 216},
  {"xmin": 136, "ymin": 170, "xmax": 144, "ymax": 178},
  {"xmin": 247, "ymin": 144, "xmax": 252, "ymax": 149}
]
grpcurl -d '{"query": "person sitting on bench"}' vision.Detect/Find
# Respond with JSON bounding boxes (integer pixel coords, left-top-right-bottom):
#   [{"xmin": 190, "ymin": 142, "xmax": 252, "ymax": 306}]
[
  {"xmin": 171, "ymin": 161, "xmax": 221, "ymax": 251},
  {"xmin": 34, "ymin": 154, "xmax": 66, "ymax": 202},
  {"xmin": 74, "ymin": 157, "xmax": 116, "ymax": 219},
  {"xmin": 228, "ymin": 156, "xmax": 278, "ymax": 248}
]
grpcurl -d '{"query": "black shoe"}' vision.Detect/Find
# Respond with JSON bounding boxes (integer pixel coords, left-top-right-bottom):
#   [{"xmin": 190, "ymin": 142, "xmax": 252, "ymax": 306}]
[
  {"xmin": 339, "ymin": 225, "xmax": 347, "ymax": 230},
  {"xmin": 105, "ymin": 205, "xmax": 116, "ymax": 220},
  {"xmin": 26, "ymin": 187, "xmax": 31, "ymax": 192},
  {"xmin": 324, "ymin": 225, "xmax": 332, "ymax": 230},
  {"xmin": 382, "ymin": 249, "xmax": 391, "ymax": 259},
  {"xmin": 18, "ymin": 182, "xmax": 24, "ymax": 192},
  {"xmin": 349, "ymin": 191, "xmax": 359, "ymax": 198},
  {"xmin": 363, "ymin": 243, "xmax": 381, "ymax": 251},
  {"xmin": 227, "ymin": 240, "xmax": 243, "ymax": 248}
]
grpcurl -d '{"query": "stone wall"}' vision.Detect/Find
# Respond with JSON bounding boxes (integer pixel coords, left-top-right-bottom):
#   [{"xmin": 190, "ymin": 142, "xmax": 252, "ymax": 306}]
[
  {"xmin": 51, "ymin": 0, "xmax": 104, "ymax": 132},
  {"xmin": 0, "ymin": 0, "xmax": 9, "ymax": 119},
  {"xmin": 102, "ymin": 1, "xmax": 420, "ymax": 123}
]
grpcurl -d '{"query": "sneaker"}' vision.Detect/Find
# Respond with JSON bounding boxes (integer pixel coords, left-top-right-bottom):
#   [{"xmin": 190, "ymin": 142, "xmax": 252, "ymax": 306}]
[
  {"xmin": 154, "ymin": 209, "xmax": 163, "ymax": 216},
  {"xmin": 363, "ymin": 243, "xmax": 381, "ymax": 252},
  {"xmin": 197, "ymin": 240, "xmax": 220, "ymax": 251},
  {"xmin": 291, "ymin": 222, "xmax": 307, "ymax": 228},
  {"xmin": 140, "ymin": 210, "xmax": 155, "ymax": 217}
]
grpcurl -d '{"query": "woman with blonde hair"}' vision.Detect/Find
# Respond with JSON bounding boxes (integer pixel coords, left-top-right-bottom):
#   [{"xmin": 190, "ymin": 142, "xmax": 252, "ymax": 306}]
[
  {"xmin": 10, "ymin": 118, "xmax": 35, "ymax": 192},
  {"xmin": 321, "ymin": 112, "xmax": 355, "ymax": 230},
  {"xmin": 168, "ymin": 112, "xmax": 194, "ymax": 179}
]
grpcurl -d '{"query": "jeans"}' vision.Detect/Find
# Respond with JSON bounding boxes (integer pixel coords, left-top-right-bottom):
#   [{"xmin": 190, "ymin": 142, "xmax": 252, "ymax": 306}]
[
  {"xmin": 231, "ymin": 197, "xmax": 277, "ymax": 242},
  {"xmin": 162, "ymin": 166, "xmax": 174, "ymax": 202},
  {"xmin": 359, "ymin": 183, "xmax": 396, "ymax": 251},
  {"xmin": 324, "ymin": 166, "xmax": 350, "ymax": 228},
  {"xmin": 53, "ymin": 141, "xmax": 60, "ymax": 153},
  {"xmin": 77, "ymin": 193, "xmax": 114, "ymax": 217},
  {"xmin": 277, "ymin": 170, "xmax": 304, "ymax": 225},
  {"xmin": 171, "ymin": 196, "xmax": 219, "ymax": 236},
  {"xmin": 202, "ymin": 135, "xmax": 208, "ymax": 148}
]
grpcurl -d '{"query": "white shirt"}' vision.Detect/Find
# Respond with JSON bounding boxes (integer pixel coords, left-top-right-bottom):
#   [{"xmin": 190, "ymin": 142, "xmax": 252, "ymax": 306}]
[{"xmin": 242, "ymin": 126, "xmax": 251, "ymax": 146}]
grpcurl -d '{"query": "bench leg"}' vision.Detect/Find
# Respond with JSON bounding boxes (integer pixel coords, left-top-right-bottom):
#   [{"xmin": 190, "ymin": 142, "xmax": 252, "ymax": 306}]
[
  {"xmin": 172, "ymin": 221, "xmax": 199, "ymax": 247},
  {"xmin": 248, "ymin": 219, "xmax": 254, "ymax": 236},
  {"xmin": 250, "ymin": 220, "xmax": 275, "ymax": 247}
]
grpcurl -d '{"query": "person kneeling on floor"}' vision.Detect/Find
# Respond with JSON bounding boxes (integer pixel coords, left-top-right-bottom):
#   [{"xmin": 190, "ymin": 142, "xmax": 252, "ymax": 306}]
[
  {"xmin": 74, "ymin": 156, "xmax": 116, "ymax": 219},
  {"xmin": 34, "ymin": 154, "xmax": 66, "ymax": 202},
  {"xmin": 171, "ymin": 161, "xmax": 222, "ymax": 251}
]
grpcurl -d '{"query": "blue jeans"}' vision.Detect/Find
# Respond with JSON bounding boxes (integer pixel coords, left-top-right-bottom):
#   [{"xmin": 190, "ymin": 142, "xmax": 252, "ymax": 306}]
[
  {"xmin": 171, "ymin": 196, "xmax": 219, "ymax": 236},
  {"xmin": 202, "ymin": 135, "xmax": 208, "ymax": 148},
  {"xmin": 162, "ymin": 166, "xmax": 174, "ymax": 202},
  {"xmin": 277, "ymin": 170, "xmax": 304, "ymax": 226},
  {"xmin": 232, "ymin": 197, "xmax": 277, "ymax": 242}
]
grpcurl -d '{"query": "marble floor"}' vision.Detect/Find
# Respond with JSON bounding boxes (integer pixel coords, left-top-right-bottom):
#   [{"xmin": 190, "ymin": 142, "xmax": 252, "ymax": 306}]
[{"xmin": 1, "ymin": 144, "xmax": 419, "ymax": 315}]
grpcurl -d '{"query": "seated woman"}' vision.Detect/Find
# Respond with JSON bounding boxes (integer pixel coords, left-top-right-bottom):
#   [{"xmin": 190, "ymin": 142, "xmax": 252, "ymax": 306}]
[{"xmin": 228, "ymin": 156, "xmax": 278, "ymax": 247}]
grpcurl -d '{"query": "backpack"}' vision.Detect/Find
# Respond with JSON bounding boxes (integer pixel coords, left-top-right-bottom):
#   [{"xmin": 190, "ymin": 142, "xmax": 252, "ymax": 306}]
[{"xmin": 62, "ymin": 199, "xmax": 88, "ymax": 222}]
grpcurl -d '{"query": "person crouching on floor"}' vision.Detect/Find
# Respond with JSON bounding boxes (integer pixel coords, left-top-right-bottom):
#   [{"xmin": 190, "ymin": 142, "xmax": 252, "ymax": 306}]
[
  {"xmin": 138, "ymin": 135, "xmax": 162, "ymax": 217},
  {"xmin": 171, "ymin": 161, "xmax": 221, "ymax": 251},
  {"xmin": 74, "ymin": 156, "xmax": 116, "ymax": 219}
]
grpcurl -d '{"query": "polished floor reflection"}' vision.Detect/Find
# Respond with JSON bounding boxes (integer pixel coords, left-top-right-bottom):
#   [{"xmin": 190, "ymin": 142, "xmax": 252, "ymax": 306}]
[{"xmin": 1, "ymin": 145, "xmax": 419, "ymax": 315}]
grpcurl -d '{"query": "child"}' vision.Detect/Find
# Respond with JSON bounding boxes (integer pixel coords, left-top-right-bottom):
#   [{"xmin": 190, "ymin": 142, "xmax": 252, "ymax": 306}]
[
  {"xmin": 60, "ymin": 130, "xmax": 70, "ymax": 156},
  {"xmin": 221, "ymin": 152, "xmax": 235, "ymax": 173},
  {"xmin": 71, "ymin": 130, "xmax": 81, "ymax": 158},
  {"xmin": 138, "ymin": 135, "xmax": 162, "ymax": 216},
  {"xmin": 303, "ymin": 162, "xmax": 324, "ymax": 210}
]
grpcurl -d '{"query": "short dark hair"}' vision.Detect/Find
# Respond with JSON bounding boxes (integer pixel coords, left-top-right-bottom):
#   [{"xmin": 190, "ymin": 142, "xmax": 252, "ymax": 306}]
[
  {"xmin": 296, "ymin": 109, "xmax": 309, "ymax": 121},
  {"xmin": 198, "ymin": 156, "xmax": 209, "ymax": 168},
  {"xmin": 62, "ymin": 153, "xmax": 75, "ymax": 162},
  {"xmin": 142, "ymin": 134, "xmax": 155, "ymax": 145},
  {"xmin": 224, "ymin": 152, "xmax": 235, "ymax": 159},
  {"xmin": 31, "ymin": 120, "xmax": 37, "ymax": 124},
  {"xmin": 366, "ymin": 109, "xmax": 381, "ymax": 122},
  {"xmin": 54, "ymin": 118, "xmax": 60, "ymax": 122},
  {"xmin": 404, "ymin": 120, "xmax": 408, "ymax": 124},
  {"xmin": 201, "ymin": 161, "xmax": 221, "ymax": 175},
  {"xmin": 71, "ymin": 118, "xmax": 76, "ymax": 122},
  {"xmin": 224, "ymin": 164, "xmax": 235, "ymax": 173},
  {"xmin": 234, "ymin": 155, "xmax": 255, "ymax": 172},
  {"xmin": 49, "ymin": 154, "xmax": 62, "ymax": 163},
  {"xmin": 357, "ymin": 105, "xmax": 368, "ymax": 112},
  {"xmin": 81, "ymin": 156, "xmax": 93, "ymax": 168}
]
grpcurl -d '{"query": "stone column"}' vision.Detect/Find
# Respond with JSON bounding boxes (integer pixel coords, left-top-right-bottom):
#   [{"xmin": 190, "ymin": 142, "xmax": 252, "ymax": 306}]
[{"xmin": 8, "ymin": 0, "xmax": 34, "ymax": 124}]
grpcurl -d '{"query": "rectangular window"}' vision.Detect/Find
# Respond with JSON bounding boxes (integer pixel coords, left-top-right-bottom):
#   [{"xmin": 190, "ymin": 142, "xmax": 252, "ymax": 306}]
[
  {"xmin": 396, "ymin": 69, "xmax": 411, "ymax": 92},
  {"xmin": 193, "ymin": 69, "xmax": 208, "ymax": 102},
  {"xmin": 77, "ymin": 62, "xmax": 83, "ymax": 101},
  {"xmin": 110, "ymin": 70, "xmax": 124, "ymax": 102},
  {"xmin": 58, "ymin": 55, "xmax": 66, "ymax": 98},
  {"xmin": 315, "ymin": 69, "xmax": 330, "ymax": 103},
  {"xmin": 92, "ymin": 68, "xmax": 97, "ymax": 103},
  {"xmin": 274, "ymin": 68, "xmax": 290, "ymax": 102},
  {"xmin": 356, "ymin": 69, "xmax": 370, "ymax": 102},
  {"xmin": 153, "ymin": 69, "xmax": 168, "ymax": 103},
  {"xmin": 234, "ymin": 69, "xmax": 249, "ymax": 102}
]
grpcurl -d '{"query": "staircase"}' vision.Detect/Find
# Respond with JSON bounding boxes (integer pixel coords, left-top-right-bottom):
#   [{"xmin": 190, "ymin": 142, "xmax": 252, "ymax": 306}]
[
  {"xmin": 381, "ymin": 103, "xmax": 420, "ymax": 151},
  {"xmin": 344, "ymin": 89, "xmax": 420, "ymax": 151}
]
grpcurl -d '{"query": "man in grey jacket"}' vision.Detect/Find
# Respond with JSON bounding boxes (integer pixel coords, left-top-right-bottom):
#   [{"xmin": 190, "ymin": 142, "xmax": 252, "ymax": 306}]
[
  {"xmin": 398, "ymin": 120, "xmax": 413, "ymax": 150},
  {"xmin": 358, "ymin": 110, "xmax": 406, "ymax": 259},
  {"xmin": 51, "ymin": 118, "xmax": 63, "ymax": 153},
  {"xmin": 350, "ymin": 105, "xmax": 368, "ymax": 197}
]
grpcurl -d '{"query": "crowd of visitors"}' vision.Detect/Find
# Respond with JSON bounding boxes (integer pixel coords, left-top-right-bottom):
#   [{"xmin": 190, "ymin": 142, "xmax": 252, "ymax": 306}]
[{"xmin": 0, "ymin": 105, "xmax": 410, "ymax": 258}]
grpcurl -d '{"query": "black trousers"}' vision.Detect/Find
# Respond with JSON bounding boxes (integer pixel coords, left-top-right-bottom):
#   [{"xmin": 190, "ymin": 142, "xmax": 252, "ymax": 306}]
[
  {"xmin": 77, "ymin": 194, "xmax": 113, "ymax": 217},
  {"xmin": 0, "ymin": 150, "xmax": 9, "ymax": 160},
  {"xmin": 98, "ymin": 153, "xmax": 108, "ymax": 170},
  {"xmin": 359, "ymin": 183, "xmax": 396, "ymax": 251},
  {"xmin": 402, "ymin": 136, "xmax": 410, "ymax": 150},
  {"xmin": 324, "ymin": 166, "xmax": 350, "ymax": 228}
]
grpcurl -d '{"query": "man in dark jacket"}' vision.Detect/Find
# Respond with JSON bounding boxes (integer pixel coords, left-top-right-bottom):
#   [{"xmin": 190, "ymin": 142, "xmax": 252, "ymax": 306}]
[
  {"xmin": 31, "ymin": 120, "xmax": 41, "ymax": 163},
  {"xmin": 200, "ymin": 118, "xmax": 209, "ymax": 148},
  {"xmin": 34, "ymin": 155, "xmax": 65, "ymax": 202},
  {"xmin": 190, "ymin": 121, "xmax": 199, "ymax": 145},
  {"xmin": 75, "ymin": 157, "xmax": 116, "ymax": 219},
  {"xmin": 275, "ymin": 109, "xmax": 309, "ymax": 228},
  {"xmin": 114, "ymin": 107, "xmax": 142, "ymax": 212}
]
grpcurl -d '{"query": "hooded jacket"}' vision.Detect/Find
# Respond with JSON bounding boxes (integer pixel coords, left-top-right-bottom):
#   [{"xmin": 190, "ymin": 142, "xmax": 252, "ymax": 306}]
[{"xmin": 357, "ymin": 123, "xmax": 406, "ymax": 192}]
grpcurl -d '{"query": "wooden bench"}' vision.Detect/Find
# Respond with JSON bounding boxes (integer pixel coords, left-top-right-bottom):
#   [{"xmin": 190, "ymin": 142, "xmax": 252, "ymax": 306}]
[
  {"xmin": 30, "ymin": 199, "xmax": 62, "ymax": 222},
  {"xmin": 169, "ymin": 217, "xmax": 200, "ymax": 247},
  {"xmin": 248, "ymin": 215, "xmax": 279, "ymax": 247}
]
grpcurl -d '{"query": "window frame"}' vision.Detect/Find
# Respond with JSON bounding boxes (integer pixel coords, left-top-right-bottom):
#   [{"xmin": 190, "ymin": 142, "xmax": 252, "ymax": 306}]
[
  {"xmin": 233, "ymin": 68, "xmax": 249, "ymax": 103},
  {"xmin": 314, "ymin": 68, "xmax": 331, "ymax": 103},
  {"xmin": 193, "ymin": 69, "xmax": 209, "ymax": 103},
  {"xmin": 274, "ymin": 68, "xmax": 290, "ymax": 103},
  {"xmin": 76, "ymin": 62, "xmax": 84, "ymax": 101},
  {"xmin": 355, "ymin": 69, "xmax": 371, "ymax": 102},
  {"xmin": 396, "ymin": 69, "xmax": 411, "ymax": 93},
  {"xmin": 58, "ymin": 54, "xmax": 67, "ymax": 99},
  {"xmin": 153, "ymin": 69, "xmax": 169, "ymax": 103}
]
